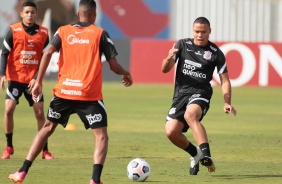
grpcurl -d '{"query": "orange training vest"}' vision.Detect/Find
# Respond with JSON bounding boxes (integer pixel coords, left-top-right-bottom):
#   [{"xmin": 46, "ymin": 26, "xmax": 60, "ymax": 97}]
[
  {"xmin": 6, "ymin": 22, "xmax": 48, "ymax": 84},
  {"xmin": 53, "ymin": 24, "xmax": 104, "ymax": 101}
]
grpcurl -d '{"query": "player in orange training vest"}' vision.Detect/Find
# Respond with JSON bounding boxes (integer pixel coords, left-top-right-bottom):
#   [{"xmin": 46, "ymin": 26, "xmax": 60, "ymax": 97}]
[
  {"xmin": 8, "ymin": 0, "xmax": 133, "ymax": 184},
  {"xmin": 0, "ymin": 1, "xmax": 54, "ymax": 160}
]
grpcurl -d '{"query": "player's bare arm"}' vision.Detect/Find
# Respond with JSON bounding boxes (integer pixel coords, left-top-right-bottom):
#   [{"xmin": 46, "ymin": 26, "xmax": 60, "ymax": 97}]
[
  {"xmin": 36, "ymin": 45, "xmax": 57, "ymax": 83},
  {"xmin": 0, "ymin": 28, "xmax": 12, "ymax": 92},
  {"xmin": 0, "ymin": 76, "xmax": 6, "ymax": 91},
  {"xmin": 28, "ymin": 79, "xmax": 36, "ymax": 93},
  {"xmin": 108, "ymin": 57, "xmax": 133, "ymax": 87},
  {"xmin": 219, "ymin": 73, "xmax": 237, "ymax": 116},
  {"xmin": 162, "ymin": 43, "xmax": 178, "ymax": 73},
  {"xmin": 31, "ymin": 45, "xmax": 57, "ymax": 101}
]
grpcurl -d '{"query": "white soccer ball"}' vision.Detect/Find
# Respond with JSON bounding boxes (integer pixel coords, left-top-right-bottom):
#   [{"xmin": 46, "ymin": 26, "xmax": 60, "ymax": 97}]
[{"xmin": 127, "ymin": 158, "xmax": 151, "ymax": 182}]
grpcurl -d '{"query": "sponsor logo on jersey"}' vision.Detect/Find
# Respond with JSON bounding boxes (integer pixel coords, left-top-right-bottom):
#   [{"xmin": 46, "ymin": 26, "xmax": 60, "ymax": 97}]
[
  {"xmin": 182, "ymin": 59, "xmax": 207, "ymax": 79},
  {"xmin": 27, "ymin": 40, "xmax": 34, "ymax": 48},
  {"xmin": 75, "ymin": 31, "xmax": 83, "ymax": 34},
  {"xmin": 85, "ymin": 29, "xmax": 95, "ymax": 33},
  {"xmin": 210, "ymin": 45, "xmax": 217, "ymax": 52},
  {"xmin": 19, "ymin": 51, "xmax": 39, "ymax": 64},
  {"xmin": 62, "ymin": 78, "xmax": 83, "ymax": 87},
  {"xmin": 14, "ymin": 27, "xmax": 22, "ymax": 32},
  {"xmin": 203, "ymin": 51, "xmax": 212, "ymax": 60},
  {"xmin": 184, "ymin": 60, "xmax": 202, "ymax": 67},
  {"xmin": 61, "ymin": 89, "xmax": 82, "ymax": 96},
  {"xmin": 86, "ymin": 113, "xmax": 102, "ymax": 125},
  {"xmin": 67, "ymin": 35, "xmax": 90, "ymax": 45},
  {"xmin": 48, "ymin": 107, "xmax": 61, "ymax": 119},
  {"xmin": 195, "ymin": 51, "xmax": 202, "ymax": 55},
  {"xmin": 40, "ymin": 29, "xmax": 47, "ymax": 34},
  {"xmin": 182, "ymin": 69, "xmax": 207, "ymax": 78},
  {"xmin": 185, "ymin": 41, "xmax": 193, "ymax": 45}
]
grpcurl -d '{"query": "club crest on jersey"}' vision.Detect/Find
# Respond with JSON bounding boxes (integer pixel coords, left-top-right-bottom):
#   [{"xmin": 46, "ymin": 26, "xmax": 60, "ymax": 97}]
[{"xmin": 203, "ymin": 51, "xmax": 212, "ymax": 60}]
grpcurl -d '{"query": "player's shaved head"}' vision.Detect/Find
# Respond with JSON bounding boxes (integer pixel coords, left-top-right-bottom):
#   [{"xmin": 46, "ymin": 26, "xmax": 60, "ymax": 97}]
[
  {"xmin": 78, "ymin": 0, "xmax": 97, "ymax": 23},
  {"xmin": 79, "ymin": 0, "xmax": 96, "ymax": 15},
  {"xmin": 194, "ymin": 17, "xmax": 210, "ymax": 27}
]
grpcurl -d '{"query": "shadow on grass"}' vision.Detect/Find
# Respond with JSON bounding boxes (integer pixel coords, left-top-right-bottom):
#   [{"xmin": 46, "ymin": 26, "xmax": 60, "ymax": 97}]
[{"xmin": 213, "ymin": 174, "xmax": 282, "ymax": 179}]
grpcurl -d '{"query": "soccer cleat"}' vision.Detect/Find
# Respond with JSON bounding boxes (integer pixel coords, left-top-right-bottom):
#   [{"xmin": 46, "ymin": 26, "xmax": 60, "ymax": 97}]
[
  {"xmin": 90, "ymin": 179, "xmax": 103, "ymax": 184},
  {"xmin": 1, "ymin": 146, "xmax": 14, "ymax": 159},
  {"xmin": 42, "ymin": 150, "xmax": 54, "ymax": 160},
  {"xmin": 8, "ymin": 171, "xmax": 26, "ymax": 183},
  {"xmin": 189, "ymin": 147, "xmax": 202, "ymax": 175},
  {"xmin": 200, "ymin": 156, "xmax": 216, "ymax": 172}
]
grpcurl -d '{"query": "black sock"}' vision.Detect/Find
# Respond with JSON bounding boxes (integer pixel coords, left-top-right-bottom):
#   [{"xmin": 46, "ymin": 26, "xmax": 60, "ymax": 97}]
[
  {"xmin": 19, "ymin": 160, "xmax": 32, "ymax": 173},
  {"xmin": 6, "ymin": 133, "xmax": 13, "ymax": 147},
  {"xmin": 43, "ymin": 142, "xmax": 48, "ymax": 152},
  {"xmin": 199, "ymin": 143, "xmax": 211, "ymax": 157},
  {"xmin": 92, "ymin": 164, "xmax": 103, "ymax": 183},
  {"xmin": 184, "ymin": 142, "xmax": 197, "ymax": 157}
]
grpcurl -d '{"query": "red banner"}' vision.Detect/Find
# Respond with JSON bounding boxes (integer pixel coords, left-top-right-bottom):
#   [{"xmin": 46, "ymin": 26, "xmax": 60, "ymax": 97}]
[{"xmin": 130, "ymin": 40, "xmax": 282, "ymax": 86}]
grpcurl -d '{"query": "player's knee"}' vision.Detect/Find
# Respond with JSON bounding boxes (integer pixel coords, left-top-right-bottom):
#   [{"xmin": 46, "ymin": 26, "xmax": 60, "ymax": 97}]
[
  {"xmin": 5, "ymin": 107, "xmax": 15, "ymax": 117},
  {"xmin": 184, "ymin": 112, "xmax": 198, "ymax": 126},
  {"xmin": 34, "ymin": 110, "xmax": 45, "ymax": 120},
  {"xmin": 42, "ymin": 121, "xmax": 57, "ymax": 134},
  {"xmin": 165, "ymin": 127, "xmax": 176, "ymax": 139},
  {"xmin": 98, "ymin": 133, "xmax": 109, "ymax": 143}
]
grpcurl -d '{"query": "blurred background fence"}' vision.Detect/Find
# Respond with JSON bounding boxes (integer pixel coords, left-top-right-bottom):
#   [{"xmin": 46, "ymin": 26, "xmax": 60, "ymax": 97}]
[{"xmin": 171, "ymin": 0, "xmax": 282, "ymax": 42}]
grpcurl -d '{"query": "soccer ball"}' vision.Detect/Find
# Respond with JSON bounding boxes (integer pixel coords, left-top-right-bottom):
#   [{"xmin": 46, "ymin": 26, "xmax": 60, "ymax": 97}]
[{"xmin": 127, "ymin": 158, "xmax": 150, "ymax": 182}]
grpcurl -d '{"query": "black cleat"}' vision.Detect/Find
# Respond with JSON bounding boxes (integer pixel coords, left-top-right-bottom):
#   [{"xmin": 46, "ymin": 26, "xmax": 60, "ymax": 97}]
[
  {"xmin": 189, "ymin": 162, "xmax": 199, "ymax": 175},
  {"xmin": 200, "ymin": 156, "xmax": 216, "ymax": 172},
  {"xmin": 189, "ymin": 147, "xmax": 202, "ymax": 175}
]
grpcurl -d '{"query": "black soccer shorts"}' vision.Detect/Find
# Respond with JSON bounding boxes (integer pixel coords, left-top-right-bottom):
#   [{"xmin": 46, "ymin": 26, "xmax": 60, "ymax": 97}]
[
  {"xmin": 6, "ymin": 81, "xmax": 44, "ymax": 106},
  {"xmin": 166, "ymin": 93, "xmax": 211, "ymax": 132},
  {"xmin": 47, "ymin": 96, "xmax": 107, "ymax": 129}
]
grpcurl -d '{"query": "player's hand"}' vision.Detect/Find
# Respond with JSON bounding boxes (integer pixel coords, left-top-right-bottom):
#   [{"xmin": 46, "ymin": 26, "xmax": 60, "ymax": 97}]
[
  {"xmin": 28, "ymin": 79, "xmax": 36, "ymax": 93},
  {"xmin": 0, "ymin": 76, "xmax": 6, "ymax": 91},
  {"xmin": 122, "ymin": 73, "xmax": 133, "ymax": 87},
  {"xmin": 166, "ymin": 43, "xmax": 179, "ymax": 60},
  {"xmin": 31, "ymin": 82, "xmax": 42, "ymax": 102},
  {"xmin": 224, "ymin": 103, "xmax": 237, "ymax": 116}
]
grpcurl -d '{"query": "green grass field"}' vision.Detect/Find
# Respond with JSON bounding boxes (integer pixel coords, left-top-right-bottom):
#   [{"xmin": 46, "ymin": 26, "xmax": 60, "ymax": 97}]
[{"xmin": 0, "ymin": 81, "xmax": 281, "ymax": 184}]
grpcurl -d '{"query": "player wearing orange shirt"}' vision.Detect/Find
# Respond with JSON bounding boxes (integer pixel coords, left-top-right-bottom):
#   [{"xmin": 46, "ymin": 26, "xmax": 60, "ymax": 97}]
[
  {"xmin": 0, "ymin": 1, "xmax": 54, "ymax": 160},
  {"xmin": 8, "ymin": 0, "xmax": 133, "ymax": 184}
]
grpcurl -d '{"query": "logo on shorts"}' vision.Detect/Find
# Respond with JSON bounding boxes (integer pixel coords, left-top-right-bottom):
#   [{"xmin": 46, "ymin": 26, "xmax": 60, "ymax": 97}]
[
  {"xmin": 48, "ymin": 108, "xmax": 61, "ymax": 119},
  {"xmin": 86, "ymin": 114, "xmax": 102, "ymax": 125},
  {"xmin": 12, "ymin": 88, "xmax": 19, "ymax": 96},
  {"xmin": 203, "ymin": 108, "xmax": 207, "ymax": 115},
  {"xmin": 189, "ymin": 94, "xmax": 201, "ymax": 101},
  {"xmin": 168, "ymin": 107, "xmax": 176, "ymax": 115}
]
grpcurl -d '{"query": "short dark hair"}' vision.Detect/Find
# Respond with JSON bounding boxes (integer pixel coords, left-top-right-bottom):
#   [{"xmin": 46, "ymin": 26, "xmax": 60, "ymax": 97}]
[
  {"xmin": 22, "ymin": 1, "xmax": 37, "ymax": 11},
  {"xmin": 194, "ymin": 17, "xmax": 210, "ymax": 27},
  {"xmin": 79, "ymin": 0, "xmax": 96, "ymax": 10}
]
